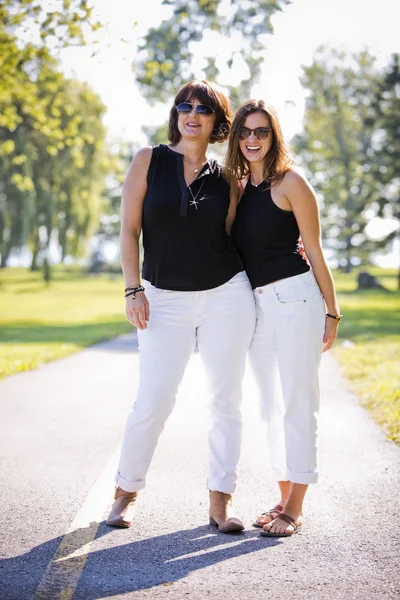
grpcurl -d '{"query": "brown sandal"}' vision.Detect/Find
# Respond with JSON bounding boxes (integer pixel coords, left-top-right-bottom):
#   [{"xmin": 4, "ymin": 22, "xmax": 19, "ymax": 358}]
[
  {"xmin": 252, "ymin": 502, "xmax": 285, "ymax": 528},
  {"xmin": 260, "ymin": 513, "xmax": 302, "ymax": 537}
]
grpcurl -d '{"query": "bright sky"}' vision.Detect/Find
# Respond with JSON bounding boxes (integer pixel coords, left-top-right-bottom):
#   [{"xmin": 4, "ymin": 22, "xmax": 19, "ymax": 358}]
[{"xmin": 59, "ymin": 0, "xmax": 399, "ymax": 144}]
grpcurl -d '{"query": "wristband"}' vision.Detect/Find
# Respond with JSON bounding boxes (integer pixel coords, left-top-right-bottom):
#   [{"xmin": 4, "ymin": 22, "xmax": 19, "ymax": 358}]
[
  {"xmin": 124, "ymin": 285, "xmax": 145, "ymax": 299},
  {"xmin": 326, "ymin": 313, "xmax": 343, "ymax": 322}
]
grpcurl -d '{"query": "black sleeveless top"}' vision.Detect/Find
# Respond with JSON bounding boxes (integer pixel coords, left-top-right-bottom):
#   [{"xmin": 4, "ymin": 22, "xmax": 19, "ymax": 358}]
[
  {"xmin": 142, "ymin": 145, "xmax": 242, "ymax": 291},
  {"xmin": 233, "ymin": 180, "xmax": 309, "ymax": 289}
]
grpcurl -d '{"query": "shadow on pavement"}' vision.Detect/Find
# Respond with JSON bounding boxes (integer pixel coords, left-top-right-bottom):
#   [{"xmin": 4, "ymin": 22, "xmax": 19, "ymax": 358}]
[
  {"xmin": 0, "ymin": 522, "xmax": 281, "ymax": 599},
  {"xmin": 78, "ymin": 521, "xmax": 281, "ymax": 597}
]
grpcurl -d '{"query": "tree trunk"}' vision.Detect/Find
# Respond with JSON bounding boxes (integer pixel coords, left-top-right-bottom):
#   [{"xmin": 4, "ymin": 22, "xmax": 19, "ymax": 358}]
[
  {"xmin": 1, "ymin": 254, "xmax": 9, "ymax": 268},
  {"xmin": 344, "ymin": 237, "xmax": 352, "ymax": 273},
  {"xmin": 30, "ymin": 229, "xmax": 40, "ymax": 271},
  {"xmin": 43, "ymin": 257, "xmax": 51, "ymax": 282},
  {"xmin": 0, "ymin": 242, "xmax": 11, "ymax": 268}
]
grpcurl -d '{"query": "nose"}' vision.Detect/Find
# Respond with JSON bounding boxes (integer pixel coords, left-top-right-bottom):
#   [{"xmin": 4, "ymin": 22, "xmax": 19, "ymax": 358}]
[{"xmin": 248, "ymin": 130, "xmax": 257, "ymax": 141}]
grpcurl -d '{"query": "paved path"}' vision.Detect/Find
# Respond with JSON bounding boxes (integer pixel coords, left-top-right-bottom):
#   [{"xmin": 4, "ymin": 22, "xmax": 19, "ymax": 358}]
[{"xmin": 0, "ymin": 333, "xmax": 399, "ymax": 600}]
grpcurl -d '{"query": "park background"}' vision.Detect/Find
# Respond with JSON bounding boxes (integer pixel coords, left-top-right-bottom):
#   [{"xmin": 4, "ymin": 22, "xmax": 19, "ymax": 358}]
[{"xmin": 0, "ymin": 0, "xmax": 399, "ymax": 443}]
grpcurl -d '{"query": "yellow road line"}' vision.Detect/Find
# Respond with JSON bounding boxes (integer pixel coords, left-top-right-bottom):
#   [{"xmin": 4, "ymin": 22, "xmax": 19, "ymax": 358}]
[{"xmin": 33, "ymin": 450, "xmax": 119, "ymax": 600}]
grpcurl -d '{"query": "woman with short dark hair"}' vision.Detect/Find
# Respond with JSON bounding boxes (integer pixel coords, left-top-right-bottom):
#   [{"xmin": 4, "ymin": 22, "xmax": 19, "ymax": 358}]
[
  {"xmin": 227, "ymin": 100, "xmax": 341, "ymax": 537},
  {"xmin": 106, "ymin": 81, "xmax": 255, "ymax": 532}
]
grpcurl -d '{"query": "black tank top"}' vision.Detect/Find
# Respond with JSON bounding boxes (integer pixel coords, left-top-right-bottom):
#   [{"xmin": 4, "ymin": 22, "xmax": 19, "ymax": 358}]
[
  {"xmin": 233, "ymin": 180, "xmax": 309, "ymax": 289},
  {"xmin": 142, "ymin": 145, "xmax": 242, "ymax": 291}
]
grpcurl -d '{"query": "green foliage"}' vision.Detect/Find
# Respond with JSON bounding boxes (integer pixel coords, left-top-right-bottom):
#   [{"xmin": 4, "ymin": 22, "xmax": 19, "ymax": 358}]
[
  {"xmin": 293, "ymin": 48, "xmax": 399, "ymax": 272},
  {"xmin": 0, "ymin": 0, "xmax": 100, "ymax": 49},
  {"xmin": 142, "ymin": 123, "xmax": 169, "ymax": 147},
  {"xmin": 96, "ymin": 144, "xmax": 137, "ymax": 246},
  {"xmin": 0, "ymin": 0, "xmax": 107, "ymax": 275},
  {"xmin": 135, "ymin": 0, "xmax": 290, "ymax": 107},
  {"xmin": 368, "ymin": 54, "xmax": 400, "ymax": 255}
]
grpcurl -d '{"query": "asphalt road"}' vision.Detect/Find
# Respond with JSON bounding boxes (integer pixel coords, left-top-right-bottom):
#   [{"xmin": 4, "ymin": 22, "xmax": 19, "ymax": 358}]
[{"xmin": 0, "ymin": 332, "xmax": 399, "ymax": 600}]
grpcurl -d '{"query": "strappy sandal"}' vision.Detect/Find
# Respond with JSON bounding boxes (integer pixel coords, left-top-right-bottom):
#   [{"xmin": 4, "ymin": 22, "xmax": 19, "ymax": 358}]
[
  {"xmin": 260, "ymin": 513, "xmax": 302, "ymax": 537},
  {"xmin": 252, "ymin": 502, "xmax": 285, "ymax": 528}
]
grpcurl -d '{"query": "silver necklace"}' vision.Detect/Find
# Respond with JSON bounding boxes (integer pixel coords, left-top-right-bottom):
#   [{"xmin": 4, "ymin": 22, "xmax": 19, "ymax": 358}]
[
  {"xmin": 252, "ymin": 179, "xmax": 264, "ymax": 187},
  {"xmin": 188, "ymin": 179, "xmax": 206, "ymax": 209},
  {"xmin": 184, "ymin": 157, "xmax": 207, "ymax": 174}
]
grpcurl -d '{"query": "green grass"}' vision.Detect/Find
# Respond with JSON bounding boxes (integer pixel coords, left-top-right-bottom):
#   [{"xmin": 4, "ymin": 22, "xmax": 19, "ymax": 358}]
[
  {"xmin": 332, "ymin": 267, "xmax": 400, "ymax": 444},
  {"xmin": 0, "ymin": 267, "xmax": 132, "ymax": 379},
  {"xmin": 1, "ymin": 265, "xmax": 399, "ymax": 444}
]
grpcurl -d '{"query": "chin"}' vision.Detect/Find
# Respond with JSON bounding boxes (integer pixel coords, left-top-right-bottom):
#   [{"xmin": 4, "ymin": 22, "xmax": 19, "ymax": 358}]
[{"xmin": 244, "ymin": 153, "xmax": 262, "ymax": 163}]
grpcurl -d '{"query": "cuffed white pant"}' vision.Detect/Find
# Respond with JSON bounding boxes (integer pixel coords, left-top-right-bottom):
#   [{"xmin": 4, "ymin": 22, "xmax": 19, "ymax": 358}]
[
  {"xmin": 249, "ymin": 270, "xmax": 326, "ymax": 484},
  {"xmin": 116, "ymin": 271, "xmax": 256, "ymax": 494}
]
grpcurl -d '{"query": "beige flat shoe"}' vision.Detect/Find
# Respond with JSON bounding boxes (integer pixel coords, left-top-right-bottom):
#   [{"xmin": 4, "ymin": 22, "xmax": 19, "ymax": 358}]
[
  {"xmin": 106, "ymin": 487, "xmax": 138, "ymax": 528},
  {"xmin": 209, "ymin": 491, "xmax": 244, "ymax": 533}
]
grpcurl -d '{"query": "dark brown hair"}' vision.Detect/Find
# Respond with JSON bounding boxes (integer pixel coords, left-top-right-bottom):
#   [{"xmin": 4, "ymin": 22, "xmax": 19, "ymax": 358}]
[
  {"xmin": 168, "ymin": 80, "xmax": 232, "ymax": 145},
  {"xmin": 224, "ymin": 100, "xmax": 294, "ymax": 188}
]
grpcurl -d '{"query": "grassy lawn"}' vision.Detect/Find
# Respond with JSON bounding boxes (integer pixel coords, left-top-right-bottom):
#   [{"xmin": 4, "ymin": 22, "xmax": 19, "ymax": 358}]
[
  {"xmin": 0, "ymin": 267, "xmax": 132, "ymax": 379},
  {"xmin": 1, "ymin": 265, "xmax": 399, "ymax": 444},
  {"xmin": 333, "ymin": 267, "xmax": 400, "ymax": 444}
]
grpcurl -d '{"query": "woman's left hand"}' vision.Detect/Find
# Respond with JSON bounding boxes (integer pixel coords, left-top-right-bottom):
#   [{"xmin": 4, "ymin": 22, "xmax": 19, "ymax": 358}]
[{"xmin": 323, "ymin": 317, "xmax": 339, "ymax": 352}]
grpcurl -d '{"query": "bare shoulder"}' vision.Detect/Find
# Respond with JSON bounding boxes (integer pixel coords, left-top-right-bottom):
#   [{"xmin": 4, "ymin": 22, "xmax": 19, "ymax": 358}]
[
  {"xmin": 124, "ymin": 146, "xmax": 153, "ymax": 184},
  {"xmin": 131, "ymin": 146, "xmax": 153, "ymax": 169},
  {"xmin": 122, "ymin": 146, "xmax": 154, "ymax": 200},
  {"xmin": 281, "ymin": 169, "xmax": 312, "ymax": 193},
  {"xmin": 280, "ymin": 169, "xmax": 316, "ymax": 206}
]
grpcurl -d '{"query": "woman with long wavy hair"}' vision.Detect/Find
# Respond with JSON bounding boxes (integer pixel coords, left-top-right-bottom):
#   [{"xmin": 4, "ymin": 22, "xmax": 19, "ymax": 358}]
[{"xmin": 226, "ymin": 100, "xmax": 341, "ymax": 537}]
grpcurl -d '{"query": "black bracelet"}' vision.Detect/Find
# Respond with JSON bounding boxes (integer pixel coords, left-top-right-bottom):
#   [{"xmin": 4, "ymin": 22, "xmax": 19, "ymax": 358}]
[
  {"xmin": 326, "ymin": 313, "xmax": 343, "ymax": 322},
  {"xmin": 124, "ymin": 285, "xmax": 145, "ymax": 299}
]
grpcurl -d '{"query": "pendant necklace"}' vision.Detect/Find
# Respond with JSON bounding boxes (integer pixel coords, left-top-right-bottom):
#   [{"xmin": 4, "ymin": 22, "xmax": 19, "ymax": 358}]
[
  {"xmin": 252, "ymin": 179, "xmax": 264, "ymax": 187},
  {"xmin": 188, "ymin": 178, "xmax": 206, "ymax": 209},
  {"xmin": 184, "ymin": 157, "xmax": 207, "ymax": 174}
]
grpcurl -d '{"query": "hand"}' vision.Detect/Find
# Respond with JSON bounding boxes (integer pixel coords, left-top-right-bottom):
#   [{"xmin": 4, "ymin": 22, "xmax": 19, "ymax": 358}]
[
  {"xmin": 298, "ymin": 238, "xmax": 309, "ymax": 263},
  {"xmin": 322, "ymin": 316, "xmax": 339, "ymax": 352},
  {"xmin": 125, "ymin": 292, "xmax": 150, "ymax": 330}
]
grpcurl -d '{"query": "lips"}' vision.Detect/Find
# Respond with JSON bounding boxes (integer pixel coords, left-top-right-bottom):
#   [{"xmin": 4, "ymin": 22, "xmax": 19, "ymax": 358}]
[
  {"xmin": 187, "ymin": 122, "xmax": 200, "ymax": 128},
  {"xmin": 246, "ymin": 145, "xmax": 261, "ymax": 153}
]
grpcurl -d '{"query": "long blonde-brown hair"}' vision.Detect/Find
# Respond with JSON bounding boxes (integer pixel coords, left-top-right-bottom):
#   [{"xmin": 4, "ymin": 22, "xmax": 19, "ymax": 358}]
[{"xmin": 225, "ymin": 100, "xmax": 294, "ymax": 189}]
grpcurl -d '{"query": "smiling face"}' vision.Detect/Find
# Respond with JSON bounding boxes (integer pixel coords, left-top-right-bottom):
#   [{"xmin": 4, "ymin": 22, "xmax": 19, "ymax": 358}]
[
  {"xmin": 177, "ymin": 97, "xmax": 217, "ymax": 142},
  {"xmin": 169, "ymin": 80, "xmax": 232, "ymax": 145},
  {"xmin": 225, "ymin": 100, "xmax": 293, "ymax": 188},
  {"xmin": 238, "ymin": 111, "xmax": 273, "ymax": 167}
]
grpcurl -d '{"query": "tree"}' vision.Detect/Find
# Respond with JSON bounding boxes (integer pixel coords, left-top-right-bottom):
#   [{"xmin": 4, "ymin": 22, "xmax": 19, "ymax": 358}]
[
  {"xmin": 368, "ymin": 54, "xmax": 400, "ymax": 286},
  {"xmin": 135, "ymin": 0, "xmax": 290, "ymax": 119},
  {"xmin": 0, "ymin": 0, "xmax": 106, "ymax": 275},
  {"xmin": 0, "ymin": 0, "xmax": 100, "ymax": 47},
  {"xmin": 293, "ymin": 47, "xmax": 396, "ymax": 271}
]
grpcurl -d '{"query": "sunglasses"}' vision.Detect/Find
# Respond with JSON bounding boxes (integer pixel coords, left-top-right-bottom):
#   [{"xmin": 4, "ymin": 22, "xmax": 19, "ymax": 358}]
[
  {"xmin": 176, "ymin": 102, "xmax": 215, "ymax": 116},
  {"xmin": 239, "ymin": 127, "xmax": 272, "ymax": 141}
]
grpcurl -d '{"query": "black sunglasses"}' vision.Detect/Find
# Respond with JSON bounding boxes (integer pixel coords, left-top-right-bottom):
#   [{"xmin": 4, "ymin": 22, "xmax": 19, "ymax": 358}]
[
  {"xmin": 239, "ymin": 127, "xmax": 272, "ymax": 141},
  {"xmin": 176, "ymin": 102, "xmax": 215, "ymax": 116}
]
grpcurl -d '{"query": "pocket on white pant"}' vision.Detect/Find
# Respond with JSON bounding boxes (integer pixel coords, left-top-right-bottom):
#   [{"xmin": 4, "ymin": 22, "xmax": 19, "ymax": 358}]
[{"xmin": 275, "ymin": 287, "xmax": 307, "ymax": 304}]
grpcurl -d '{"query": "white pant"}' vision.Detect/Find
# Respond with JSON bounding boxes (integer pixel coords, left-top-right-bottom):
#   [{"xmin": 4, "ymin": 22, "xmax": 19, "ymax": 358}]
[
  {"xmin": 116, "ymin": 271, "xmax": 256, "ymax": 493},
  {"xmin": 249, "ymin": 271, "xmax": 326, "ymax": 484}
]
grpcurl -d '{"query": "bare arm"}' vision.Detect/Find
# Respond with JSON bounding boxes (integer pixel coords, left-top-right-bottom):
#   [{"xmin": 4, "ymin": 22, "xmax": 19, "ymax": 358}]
[
  {"xmin": 120, "ymin": 146, "xmax": 153, "ymax": 329},
  {"xmin": 226, "ymin": 176, "xmax": 248, "ymax": 234},
  {"xmin": 282, "ymin": 171, "xmax": 341, "ymax": 351},
  {"xmin": 226, "ymin": 183, "xmax": 239, "ymax": 235}
]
